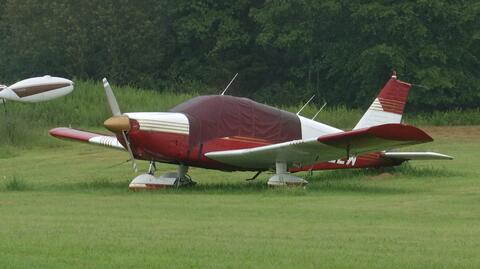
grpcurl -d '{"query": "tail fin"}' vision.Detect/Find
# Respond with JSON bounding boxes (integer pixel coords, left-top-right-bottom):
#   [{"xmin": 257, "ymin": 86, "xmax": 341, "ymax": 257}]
[{"xmin": 353, "ymin": 72, "xmax": 412, "ymax": 130}]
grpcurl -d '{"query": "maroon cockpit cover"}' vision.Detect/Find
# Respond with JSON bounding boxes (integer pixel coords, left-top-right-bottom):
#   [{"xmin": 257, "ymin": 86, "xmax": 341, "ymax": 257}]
[{"xmin": 170, "ymin": 95, "xmax": 301, "ymax": 148}]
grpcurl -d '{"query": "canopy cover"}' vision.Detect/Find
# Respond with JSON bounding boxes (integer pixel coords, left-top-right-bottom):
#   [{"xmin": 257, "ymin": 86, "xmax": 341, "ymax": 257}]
[{"xmin": 171, "ymin": 95, "xmax": 301, "ymax": 147}]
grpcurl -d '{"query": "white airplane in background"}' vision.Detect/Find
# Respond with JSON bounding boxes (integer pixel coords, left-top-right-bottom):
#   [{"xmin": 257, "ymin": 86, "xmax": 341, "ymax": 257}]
[
  {"xmin": 50, "ymin": 72, "xmax": 452, "ymax": 189},
  {"xmin": 0, "ymin": 75, "xmax": 74, "ymax": 104}
]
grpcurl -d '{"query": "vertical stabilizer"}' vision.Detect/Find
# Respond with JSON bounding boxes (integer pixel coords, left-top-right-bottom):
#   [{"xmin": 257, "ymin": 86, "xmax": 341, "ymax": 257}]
[{"xmin": 353, "ymin": 72, "xmax": 412, "ymax": 130}]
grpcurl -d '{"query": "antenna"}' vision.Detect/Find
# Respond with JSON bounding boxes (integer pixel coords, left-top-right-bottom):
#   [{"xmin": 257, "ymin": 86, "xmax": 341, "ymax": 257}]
[
  {"xmin": 296, "ymin": 95, "xmax": 315, "ymax": 115},
  {"xmin": 311, "ymin": 102, "xmax": 327, "ymax": 120},
  {"xmin": 221, "ymin": 73, "xmax": 239, "ymax": 95}
]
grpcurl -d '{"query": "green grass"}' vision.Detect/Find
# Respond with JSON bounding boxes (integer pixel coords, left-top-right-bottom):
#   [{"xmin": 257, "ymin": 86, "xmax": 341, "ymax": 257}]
[
  {"xmin": 1, "ymin": 80, "xmax": 479, "ymax": 267},
  {"xmin": 0, "ymin": 127, "xmax": 479, "ymax": 268},
  {"xmin": 3, "ymin": 176, "xmax": 29, "ymax": 191}
]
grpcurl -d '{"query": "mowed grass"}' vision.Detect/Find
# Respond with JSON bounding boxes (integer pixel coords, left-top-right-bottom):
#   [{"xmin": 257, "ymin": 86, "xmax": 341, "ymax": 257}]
[{"xmin": 0, "ymin": 126, "xmax": 479, "ymax": 268}]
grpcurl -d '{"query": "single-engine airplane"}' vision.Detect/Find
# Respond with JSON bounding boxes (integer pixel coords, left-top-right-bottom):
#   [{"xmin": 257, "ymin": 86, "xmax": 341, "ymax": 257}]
[
  {"xmin": 50, "ymin": 73, "xmax": 452, "ymax": 189},
  {"xmin": 0, "ymin": 75, "xmax": 74, "ymax": 104}
]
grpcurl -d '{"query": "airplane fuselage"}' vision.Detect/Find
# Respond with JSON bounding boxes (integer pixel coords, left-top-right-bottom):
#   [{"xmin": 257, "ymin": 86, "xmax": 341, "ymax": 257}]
[{"xmin": 118, "ymin": 95, "xmax": 403, "ymax": 172}]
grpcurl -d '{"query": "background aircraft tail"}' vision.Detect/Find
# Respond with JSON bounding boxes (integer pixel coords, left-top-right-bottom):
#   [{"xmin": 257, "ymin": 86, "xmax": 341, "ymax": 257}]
[{"xmin": 353, "ymin": 72, "xmax": 412, "ymax": 130}]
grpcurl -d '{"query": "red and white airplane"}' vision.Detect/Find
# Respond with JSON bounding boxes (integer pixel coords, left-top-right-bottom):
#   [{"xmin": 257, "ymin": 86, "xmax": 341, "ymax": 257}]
[
  {"xmin": 50, "ymin": 73, "xmax": 452, "ymax": 189},
  {"xmin": 0, "ymin": 75, "xmax": 74, "ymax": 103}
]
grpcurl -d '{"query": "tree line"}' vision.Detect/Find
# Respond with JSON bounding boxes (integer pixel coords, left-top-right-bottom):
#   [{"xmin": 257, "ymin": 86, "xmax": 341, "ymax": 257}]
[{"xmin": 0, "ymin": 0, "xmax": 478, "ymax": 111}]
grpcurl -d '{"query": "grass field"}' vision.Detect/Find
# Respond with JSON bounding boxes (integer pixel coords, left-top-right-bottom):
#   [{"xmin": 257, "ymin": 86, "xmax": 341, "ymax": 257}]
[{"xmin": 0, "ymin": 126, "xmax": 479, "ymax": 268}]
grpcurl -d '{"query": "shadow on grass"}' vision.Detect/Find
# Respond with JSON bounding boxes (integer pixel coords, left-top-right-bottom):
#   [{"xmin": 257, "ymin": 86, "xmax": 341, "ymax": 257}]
[
  {"xmin": 191, "ymin": 181, "xmax": 410, "ymax": 195},
  {"xmin": 309, "ymin": 163, "xmax": 460, "ymax": 182},
  {"xmin": 26, "ymin": 164, "xmax": 457, "ymax": 195},
  {"xmin": 42, "ymin": 179, "xmax": 404, "ymax": 196},
  {"xmin": 310, "ymin": 180, "xmax": 411, "ymax": 194}
]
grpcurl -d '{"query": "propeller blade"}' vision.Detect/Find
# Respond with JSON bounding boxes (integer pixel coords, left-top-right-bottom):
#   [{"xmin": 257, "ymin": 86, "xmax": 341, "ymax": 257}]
[
  {"xmin": 103, "ymin": 78, "xmax": 121, "ymax": 116},
  {"xmin": 101, "ymin": 78, "xmax": 136, "ymax": 172},
  {"xmin": 121, "ymin": 131, "xmax": 138, "ymax": 173}
]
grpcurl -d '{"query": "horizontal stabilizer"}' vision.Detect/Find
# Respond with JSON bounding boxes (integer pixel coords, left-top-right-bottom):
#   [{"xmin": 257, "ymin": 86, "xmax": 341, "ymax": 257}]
[
  {"xmin": 382, "ymin": 151, "xmax": 453, "ymax": 160},
  {"xmin": 205, "ymin": 123, "xmax": 433, "ymax": 169},
  {"xmin": 49, "ymin": 127, "xmax": 125, "ymax": 150}
]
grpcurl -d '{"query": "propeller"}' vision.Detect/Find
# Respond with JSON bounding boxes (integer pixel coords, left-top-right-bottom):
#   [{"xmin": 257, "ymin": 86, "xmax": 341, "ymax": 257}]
[{"xmin": 102, "ymin": 78, "xmax": 138, "ymax": 172}]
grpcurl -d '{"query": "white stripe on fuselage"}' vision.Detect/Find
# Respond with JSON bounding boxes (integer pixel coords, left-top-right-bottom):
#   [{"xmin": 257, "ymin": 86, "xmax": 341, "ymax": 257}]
[{"xmin": 125, "ymin": 112, "xmax": 190, "ymax": 135}]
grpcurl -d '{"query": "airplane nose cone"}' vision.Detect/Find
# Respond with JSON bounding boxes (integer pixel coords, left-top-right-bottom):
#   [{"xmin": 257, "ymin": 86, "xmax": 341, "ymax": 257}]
[{"xmin": 104, "ymin": 115, "xmax": 131, "ymax": 133}]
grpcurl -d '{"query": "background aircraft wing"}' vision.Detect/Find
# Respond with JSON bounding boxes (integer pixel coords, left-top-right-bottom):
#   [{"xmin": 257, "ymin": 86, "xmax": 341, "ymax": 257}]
[
  {"xmin": 382, "ymin": 151, "xmax": 453, "ymax": 160},
  {"xmin": 49, "ymin": 127, "xmax": 125, "ymax": 150},
  {"xmin": 205, "ymin": 124, "xmax": 433, "ymax": 169}
]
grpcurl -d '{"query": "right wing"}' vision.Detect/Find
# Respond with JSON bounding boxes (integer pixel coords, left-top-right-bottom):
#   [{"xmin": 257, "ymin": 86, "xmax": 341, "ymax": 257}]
[
  {"xmin": 49, "ymin": 127, "xmax": 125, "ymax": 150},
  {"xmin": 206, "ymin": 123, "xmax": 433, "ymax": 169}
]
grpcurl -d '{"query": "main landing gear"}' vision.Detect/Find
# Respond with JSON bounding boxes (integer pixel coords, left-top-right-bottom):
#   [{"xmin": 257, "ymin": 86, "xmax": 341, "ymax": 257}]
[
  {"xmin": 128, "ymin": 161, "xmax": 307, "ymax": 189},
  {"xmin": 129, "ymin": 161, "xmax": 196, "ymax": 190},
  {"xmin": 267, "ymin": 162, "xmax": 308, "ymax": 187}
]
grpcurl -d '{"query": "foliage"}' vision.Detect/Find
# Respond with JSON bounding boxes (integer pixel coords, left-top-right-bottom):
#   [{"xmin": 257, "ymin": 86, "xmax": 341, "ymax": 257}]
[{"xmin": 0, "ymin": 0, "xmax": 478, "ymax": 111}]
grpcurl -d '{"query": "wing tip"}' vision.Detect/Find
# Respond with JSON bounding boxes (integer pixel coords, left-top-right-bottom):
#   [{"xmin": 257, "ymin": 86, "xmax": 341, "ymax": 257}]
[
  {"xmin": 49, "ymin": 127, "xmax": 69, "ymax": 137},
  {"xmin": 382, "ymin": 151, "xmax": 454, "ymax": 160}
]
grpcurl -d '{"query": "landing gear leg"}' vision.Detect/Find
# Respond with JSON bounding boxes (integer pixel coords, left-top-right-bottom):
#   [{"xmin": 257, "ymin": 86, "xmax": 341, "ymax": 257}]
[
  {"xmin": 267, "ymin": 162, "xmax": 308, "ymax": 187},
  {"xmin": 148, "ymin": 161, "xmax": 156, "ymax": 175},
  {"xmin": 175, "ymin": 164, "xmax": 196, "ymax": 187}
]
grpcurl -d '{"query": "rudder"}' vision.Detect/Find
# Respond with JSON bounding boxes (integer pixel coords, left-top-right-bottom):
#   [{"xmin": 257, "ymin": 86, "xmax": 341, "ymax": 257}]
[{"xmin": 353, "ymin": 72, "xmax": 412, "ymax": 130}]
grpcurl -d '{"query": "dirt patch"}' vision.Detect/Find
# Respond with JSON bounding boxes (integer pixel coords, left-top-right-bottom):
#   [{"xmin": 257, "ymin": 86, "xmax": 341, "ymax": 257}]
[{"xmin": 422, "ymin": 126, "xmax": 480, "ymax": 140}]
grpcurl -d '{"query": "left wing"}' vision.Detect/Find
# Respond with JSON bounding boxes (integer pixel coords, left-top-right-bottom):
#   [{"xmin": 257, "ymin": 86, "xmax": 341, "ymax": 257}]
[
  {"xmin": 205, "ymin": 124, "xmax": 433, "ymax": 169},
  {"xmin": 49, "ymin": 127, "xmax": 125, "ymax": 150}
]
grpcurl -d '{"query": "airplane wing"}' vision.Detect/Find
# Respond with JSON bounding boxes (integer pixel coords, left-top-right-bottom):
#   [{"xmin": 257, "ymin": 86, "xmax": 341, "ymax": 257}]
[
  {"xmin": 382, "ymin": 151, "xmax": 453, "ymax": 160},
  {"xmin": 205, "ymin": 124, "xmax": 433, "ymax": 169},
  {"xmin": 49, "ymin": 127, "xmax": 125, "ymax": 150}
]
